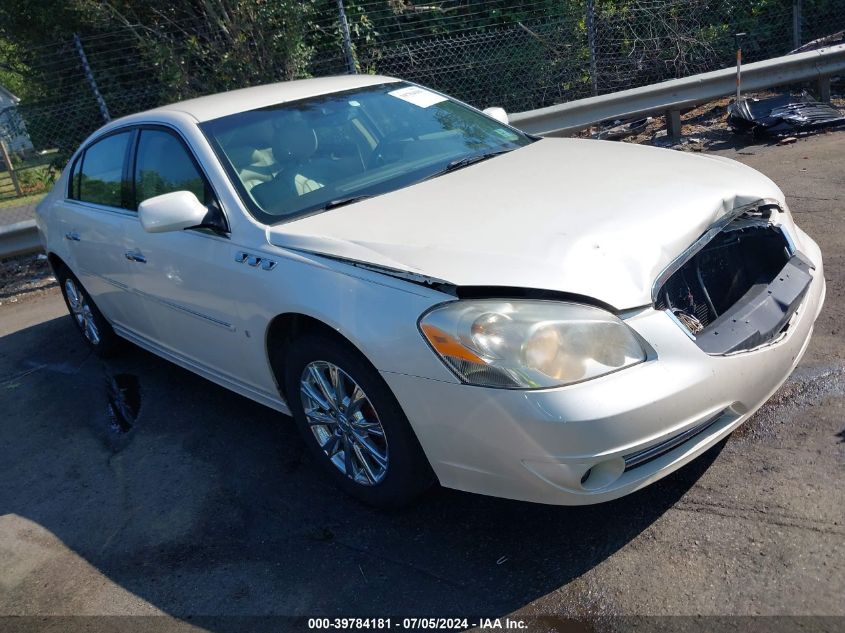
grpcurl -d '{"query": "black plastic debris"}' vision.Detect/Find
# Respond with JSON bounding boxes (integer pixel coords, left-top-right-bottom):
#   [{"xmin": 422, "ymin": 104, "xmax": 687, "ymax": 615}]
[
  {"xmin": 727, "ymin": 93, "xmax": 845, "ymax": 136},
  {"xmin": 593, "ymin": 117, "xmax": 650, "ymax": 140},
  {"xmin": 790, "ymin": 30, "xmax": 844, "ymax": 54},
  {"xmin": 107, "ymin": 372, "xmax": 141, "ymax": 434}
]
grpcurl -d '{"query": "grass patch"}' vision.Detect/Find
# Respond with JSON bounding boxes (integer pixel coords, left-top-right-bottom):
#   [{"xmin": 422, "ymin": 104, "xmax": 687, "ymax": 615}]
[
  {"xmin": 0, "ymin": 163, "xmax": 56, "ymax": 198},
  {"xmin": 0, "ymin": 193, "xmax": 46, "ymax": 209}
]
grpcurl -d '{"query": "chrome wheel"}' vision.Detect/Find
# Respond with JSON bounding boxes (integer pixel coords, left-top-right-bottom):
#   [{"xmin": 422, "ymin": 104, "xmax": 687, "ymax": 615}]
[
  {"xmin": 64, "ymin": 278, "xmax": 100, "ymax": 346},
  {"xmin": 300, "ymin": 360, "xmax": 389, "ymax": 485}
]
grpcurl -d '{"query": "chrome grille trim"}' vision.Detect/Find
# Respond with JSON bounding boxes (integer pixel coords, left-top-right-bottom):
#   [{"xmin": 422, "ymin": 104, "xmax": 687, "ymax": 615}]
[{"xmin": 623, "ymin": 411, "xmax": 725, "ymax": 472}]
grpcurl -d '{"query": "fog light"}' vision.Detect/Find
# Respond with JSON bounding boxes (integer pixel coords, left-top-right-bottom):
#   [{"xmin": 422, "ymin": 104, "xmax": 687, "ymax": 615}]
[{"xmin": 579, "ymin": 458, "xmax": 625, "ymax": 491}]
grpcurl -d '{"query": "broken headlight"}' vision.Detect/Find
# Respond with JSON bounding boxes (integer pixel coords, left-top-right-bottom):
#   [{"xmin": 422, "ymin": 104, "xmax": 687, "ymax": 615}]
[{"xmin": 419, "ymin": 300, "xmax": 646, "ymax": 389}]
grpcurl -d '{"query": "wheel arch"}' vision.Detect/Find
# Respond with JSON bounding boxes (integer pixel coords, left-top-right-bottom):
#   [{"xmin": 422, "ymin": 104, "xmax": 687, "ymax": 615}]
[
  {"xmin": 266, "ymin": 312, "xmax": 374, "ymax": 401},
  {"xmin": 46, "ymin": 251, "xmax": 69, "ymax": 276},
  {"xmin": 267, "ymin": 311, "xmax": 438, "ymax": 496}
]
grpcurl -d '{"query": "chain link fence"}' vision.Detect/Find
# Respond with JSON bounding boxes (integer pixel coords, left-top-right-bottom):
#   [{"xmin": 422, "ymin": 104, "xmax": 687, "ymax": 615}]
[{"xmin": 1, "ymin": 0, "xmax": 843, "ymax": 203}]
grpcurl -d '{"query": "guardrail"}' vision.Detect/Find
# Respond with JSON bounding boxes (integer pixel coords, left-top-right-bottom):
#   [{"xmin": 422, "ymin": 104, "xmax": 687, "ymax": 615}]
[
  {"xmin": 0, "ymin": 219, "xmax": 40, "ymax": 258},
  {"xmin": 510, "ymin": 43, "xmax": 845, "ymax": 138},
  {"xmin": 1, "ymin": 44, "xmax": 843, "ymax": 260}
]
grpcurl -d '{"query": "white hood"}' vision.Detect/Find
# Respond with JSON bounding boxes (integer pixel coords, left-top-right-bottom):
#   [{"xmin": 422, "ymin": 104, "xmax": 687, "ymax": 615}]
[{"xmin": 267, "ymin": 138, "xmax": 784, "ymax": 309}]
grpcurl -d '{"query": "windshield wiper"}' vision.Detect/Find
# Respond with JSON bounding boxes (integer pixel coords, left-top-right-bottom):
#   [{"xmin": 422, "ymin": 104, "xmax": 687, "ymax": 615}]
[
  {"xmin": 315, "ymin": 149, "xmax": 514, "ymax": 211},
  {"xmin": 424, "ymin": 148, "xmax": 514, "ymax": 181},
  {"xmin": 319, "ymin": 194, "xmax": 373, "ymax": 211}
]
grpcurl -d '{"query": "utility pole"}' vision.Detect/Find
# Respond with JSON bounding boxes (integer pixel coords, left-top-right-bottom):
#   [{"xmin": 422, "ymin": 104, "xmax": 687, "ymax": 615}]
[
  {"xmin": 793, "ymin": 0, "xmax": 802, "ymax": 49},
  {"xmin": 336, "ymin": 0, "xmax": 357, "ymax": 74},
  {"xmin": 586, "ymin": 0, "xmax": 598, "ymax": 96},
  {"xmin": 74, "ymin": 34, "xmax": 110, "ymax": 123}
]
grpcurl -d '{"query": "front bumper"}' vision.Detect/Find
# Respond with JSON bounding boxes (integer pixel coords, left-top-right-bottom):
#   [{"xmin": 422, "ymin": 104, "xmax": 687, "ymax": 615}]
[{"xmin": 381, "ymin": 232, "xmax": 825, "ymax": 505}]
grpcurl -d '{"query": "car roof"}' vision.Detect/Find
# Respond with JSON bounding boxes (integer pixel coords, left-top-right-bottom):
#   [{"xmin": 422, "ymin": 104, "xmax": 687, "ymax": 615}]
[{"xmin": 149, "ymin": 74, "xmax": 401, "ymax": 123}]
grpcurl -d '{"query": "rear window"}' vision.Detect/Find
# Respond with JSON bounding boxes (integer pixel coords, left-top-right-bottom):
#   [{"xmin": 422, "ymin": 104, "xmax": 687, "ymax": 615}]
[{"xmin": 78, "ymin": 132, "xmax": 132, "ymax": 209}]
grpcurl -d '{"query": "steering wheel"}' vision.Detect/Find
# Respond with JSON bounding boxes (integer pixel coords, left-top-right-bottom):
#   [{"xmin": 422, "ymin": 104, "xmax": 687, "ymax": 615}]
[{"xmin": 366, "ymin": 131, "xmax": 417, "ymax": 169}]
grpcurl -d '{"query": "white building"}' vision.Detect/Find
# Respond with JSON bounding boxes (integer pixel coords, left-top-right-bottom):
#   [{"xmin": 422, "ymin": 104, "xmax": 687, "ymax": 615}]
[{"xmin": 0, "ymin": 85, "xmax": 34, "ymax": 153}]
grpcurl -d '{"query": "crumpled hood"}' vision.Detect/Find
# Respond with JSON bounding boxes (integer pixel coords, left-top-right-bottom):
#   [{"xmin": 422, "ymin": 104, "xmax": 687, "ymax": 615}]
[{"xmin": 267, "ymin": 138, "xmax": 785, "ymax": 309}]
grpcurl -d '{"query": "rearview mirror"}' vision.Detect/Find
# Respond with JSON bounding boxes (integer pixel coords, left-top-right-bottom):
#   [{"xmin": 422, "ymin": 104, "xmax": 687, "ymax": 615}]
[
  {"xmin": 138, "ymin": 191, "xmax": 209, "ymax": 233},
  {"xmin": 482, "ymin": 107, "xmax": 509, "ymax": 125}
]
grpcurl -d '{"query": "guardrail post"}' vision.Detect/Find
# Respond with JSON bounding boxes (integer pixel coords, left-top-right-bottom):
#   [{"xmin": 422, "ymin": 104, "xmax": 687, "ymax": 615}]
[
  {"xmin": 665, "ymin": 109, "xmax": 682, "ymax": 142},
  {"xmin": 0, "ymin": 139, "xmax": 22, "ymax": 197},
  {"xmin": 817, "ymin": 75, "xmax": 831, "ymax": 102}
]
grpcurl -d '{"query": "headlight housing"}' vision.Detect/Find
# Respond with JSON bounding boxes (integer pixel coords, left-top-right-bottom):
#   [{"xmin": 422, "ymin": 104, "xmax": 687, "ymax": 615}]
[{"xmin": 419, "ymin": 300, "xmax": 646, "ymax": 389}]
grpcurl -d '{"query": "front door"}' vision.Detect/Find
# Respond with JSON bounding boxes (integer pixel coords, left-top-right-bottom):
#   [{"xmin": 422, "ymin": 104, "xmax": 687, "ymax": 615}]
[{"xmin": 121, "ymin": 127, "xmax": 248, "ymax": 383}]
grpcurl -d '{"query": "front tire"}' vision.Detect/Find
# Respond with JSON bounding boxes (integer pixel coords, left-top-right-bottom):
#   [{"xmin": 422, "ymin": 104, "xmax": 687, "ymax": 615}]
[
  {"xmin": 284, "ymin": 334, "xmax": 434, "ymax": 507},
  {"xmin": 56, "ymin": 266, "xmax": 122, "ymax": 357}
]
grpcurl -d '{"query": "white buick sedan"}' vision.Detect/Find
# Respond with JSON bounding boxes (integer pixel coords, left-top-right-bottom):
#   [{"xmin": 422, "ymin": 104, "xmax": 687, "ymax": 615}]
[{"xmin": 36, "ymin": 75, "xmax": 825, "ymax": 507}]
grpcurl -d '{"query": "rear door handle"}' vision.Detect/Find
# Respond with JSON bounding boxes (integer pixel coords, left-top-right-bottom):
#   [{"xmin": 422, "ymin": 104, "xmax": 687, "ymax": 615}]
[
  {"xmin": 64, "ymin": 231, "xmax": 81, "ymax": 241},
  {"xmin": 124, "ymin": 250, "xmax": 147, "ymax": 264}
]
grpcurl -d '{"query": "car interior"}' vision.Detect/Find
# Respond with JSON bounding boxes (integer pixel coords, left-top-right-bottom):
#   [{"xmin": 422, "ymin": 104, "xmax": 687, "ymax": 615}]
[
  {"xmin": 205, "ymin": 88, "xmax": 526, "ymax": 220},
  {"xmin": 215, "ymin": 107, "xmax": 374, "ymax": 216}
]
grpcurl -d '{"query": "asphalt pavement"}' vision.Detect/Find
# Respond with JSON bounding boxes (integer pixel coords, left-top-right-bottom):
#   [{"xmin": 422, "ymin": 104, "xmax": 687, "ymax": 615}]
[
  {"xmin": 0, "ymin": 202, "xmax": 37, "ymax": 227},
  {"xmin": 0, "ymin": 131, "xmax": 842, "ymax": 632}
]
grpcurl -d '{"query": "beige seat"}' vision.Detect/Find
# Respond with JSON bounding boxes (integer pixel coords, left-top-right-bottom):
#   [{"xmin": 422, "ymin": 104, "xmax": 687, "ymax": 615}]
[
  {"xmin": 252, "ymin": 117, "xmax": 332, "ymax": 214},
  {"xmin": 229, "ymin": 147, "xmax": 275, "ymax": 192},
  {"xmin": 216, "ymin": 118, "xmax": 278, "ymax": 193}
]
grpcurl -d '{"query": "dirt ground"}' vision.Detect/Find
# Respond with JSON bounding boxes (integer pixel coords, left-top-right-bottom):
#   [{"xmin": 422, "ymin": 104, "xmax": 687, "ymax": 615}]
[{"xmin": 0, "ymin": 253, "xmax": 56, "ymax": 305}]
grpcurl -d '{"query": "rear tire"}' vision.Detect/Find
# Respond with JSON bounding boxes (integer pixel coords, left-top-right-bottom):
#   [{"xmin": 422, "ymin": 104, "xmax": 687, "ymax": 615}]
[
  {"xmin": 56, "ymin": 265, "xmax": 123, "ymax": 357},
  {"xmin": 284, "ymin": 333, "xmax": 435, "ymax": 508}
]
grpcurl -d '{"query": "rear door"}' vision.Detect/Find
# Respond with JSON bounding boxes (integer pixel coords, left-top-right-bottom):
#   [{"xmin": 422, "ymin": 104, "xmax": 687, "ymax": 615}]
[{"xmin": 55, "ymin": 129, "xmax": 144, "ymax": 329}]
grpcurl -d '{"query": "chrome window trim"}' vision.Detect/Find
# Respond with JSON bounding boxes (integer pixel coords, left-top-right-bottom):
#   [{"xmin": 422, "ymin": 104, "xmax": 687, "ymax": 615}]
[
  {"xmin": 65, "ymin": 198, "xmax": 139, "ymax": 218},
  {"xmin": 64, "ymin": 120, "xmax": 229, "ymax": 229},
  {"xmin": 63, "ymin": 198, "xmax": 235, "ymax": 249}
]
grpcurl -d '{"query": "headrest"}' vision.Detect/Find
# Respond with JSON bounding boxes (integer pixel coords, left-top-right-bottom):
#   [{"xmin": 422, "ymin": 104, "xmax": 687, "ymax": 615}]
[
  {"xmin": 272, "ymin": 115, "xmax": 318, "ymax": 162},
  {"xmin": 218, "ymin": 117, "xmax": 275, "ymax": 150}
]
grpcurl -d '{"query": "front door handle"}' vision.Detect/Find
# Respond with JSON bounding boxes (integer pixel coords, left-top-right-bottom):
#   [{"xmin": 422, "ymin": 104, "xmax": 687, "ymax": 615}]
[
  {"xmin": 64, "ymin": 231, "xmax": 81, "ymax": 241},
  {"xmin": 124, "ymin": 250, "xmax": 147, "ymax": 264}
]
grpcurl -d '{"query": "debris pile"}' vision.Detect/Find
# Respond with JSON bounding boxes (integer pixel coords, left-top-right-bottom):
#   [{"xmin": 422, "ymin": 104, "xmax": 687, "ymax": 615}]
[
  {"xmin": 0, "ymin": 252, "xmax": 56, "ymax": 304},
  {"xmin": 727, "ymin": 93, "xmax": 845, "ymax": 136}
]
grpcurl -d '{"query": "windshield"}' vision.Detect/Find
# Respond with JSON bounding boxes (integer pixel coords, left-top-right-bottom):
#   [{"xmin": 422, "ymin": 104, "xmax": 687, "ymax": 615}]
[{"xmin": 200, "ymin": 82, "xmax": 534, "ymax": 224}]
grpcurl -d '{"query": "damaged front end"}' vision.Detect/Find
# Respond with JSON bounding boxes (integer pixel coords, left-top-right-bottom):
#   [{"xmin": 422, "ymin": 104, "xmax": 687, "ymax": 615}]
[{"xmin": 653, "ymin": 200, "xmax": 813, "ymax": 354}]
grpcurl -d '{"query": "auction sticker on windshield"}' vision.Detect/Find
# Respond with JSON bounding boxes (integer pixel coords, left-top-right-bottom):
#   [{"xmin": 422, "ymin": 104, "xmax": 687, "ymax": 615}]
[{"xmin": 388, "ymin": 85, "xmax": 447, "ymax": 108}]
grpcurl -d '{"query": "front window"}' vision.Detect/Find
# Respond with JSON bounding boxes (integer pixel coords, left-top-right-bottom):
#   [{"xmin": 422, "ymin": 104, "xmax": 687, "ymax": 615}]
[
  {"xmin": 134, "ymin": 129, "xmax": 208, "ymax": 207},
  {"xmin": 200, "ymin": 82, "xmax": 533, "ymax": 224}
]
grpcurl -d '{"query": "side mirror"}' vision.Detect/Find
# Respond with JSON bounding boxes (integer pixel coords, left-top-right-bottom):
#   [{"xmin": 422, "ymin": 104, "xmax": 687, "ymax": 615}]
[
  {"xmin": 138, "ymin": 190, "xmax": 209, "ymax": 233},
  {"xmin": 482, "ymin": 107, "xmax": 509, "ymax": 125}
]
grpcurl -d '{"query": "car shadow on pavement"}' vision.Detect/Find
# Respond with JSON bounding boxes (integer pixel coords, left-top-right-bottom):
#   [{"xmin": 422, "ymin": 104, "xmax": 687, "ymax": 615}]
[{"xmin": 0, "ymin": 315, "xmax": 724, "ymax": 624}]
